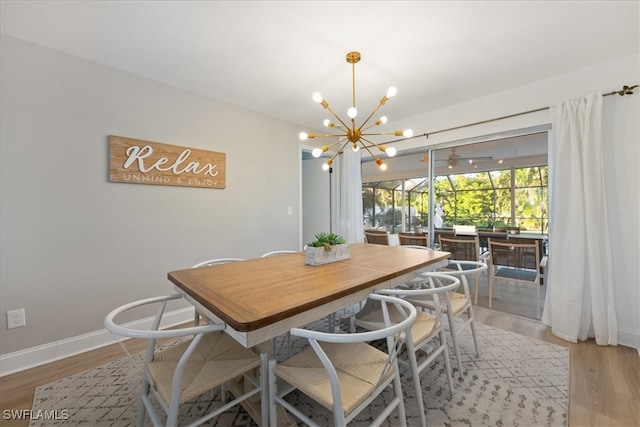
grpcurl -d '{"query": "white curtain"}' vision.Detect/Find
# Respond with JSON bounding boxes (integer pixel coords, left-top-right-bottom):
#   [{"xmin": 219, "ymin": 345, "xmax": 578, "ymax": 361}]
[
  {"xmin": 330, "ymin": 149, "xmax": 364, "ymax": 243},
  {"xmin": 542, "ymin": 93, "xmax": 618, "ymax": 345}
]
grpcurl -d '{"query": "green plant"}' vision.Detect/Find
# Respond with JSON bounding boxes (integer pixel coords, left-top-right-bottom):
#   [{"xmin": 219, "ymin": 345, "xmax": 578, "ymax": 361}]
[{"xmin": 307, "ymin": 232, "xmax": 346, "ymax": 252}]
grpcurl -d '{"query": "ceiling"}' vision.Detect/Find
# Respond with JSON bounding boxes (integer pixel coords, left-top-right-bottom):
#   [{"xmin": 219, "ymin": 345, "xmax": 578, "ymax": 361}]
[{"xmin": 1, "ymin": 1, "xmax": 638, "ymax": 147}]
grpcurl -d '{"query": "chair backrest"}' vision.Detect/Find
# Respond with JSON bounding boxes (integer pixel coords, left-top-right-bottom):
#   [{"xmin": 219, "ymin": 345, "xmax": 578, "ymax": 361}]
[
  {"xmin": 377, "ymin": 273, "xmax": 461, "ymax": 333},
  {"xmin": 439, "ymin": 260, "xmax": 488, "ymax": 299},
  {"xmin": 364, "ymin": 229, "xmax": 390, "ymax": 245},
  {"xmin": 438, "ymin": 234, "xmax": 481, "ymax": 261},
  {"xmin": 398, "ymin": 232, "xmax": 429, "ymax": 247},
  {"xmin": 487, "ymin": 238, "xmax": 540, "ymax": 278},
  {"xmin": 192, "ymin": 258, "xmax": 245, "ymax": 268},
  {"xmin": 105, "ymin": 294, "xmax": 222, "ymax": 340},
  {"xmin": 261, "ymin": 250, "xmax": 298, "ymax": 257},
  {"xmin": 104, "ymin": 294, "xmax": 224, "ymax": 364}
]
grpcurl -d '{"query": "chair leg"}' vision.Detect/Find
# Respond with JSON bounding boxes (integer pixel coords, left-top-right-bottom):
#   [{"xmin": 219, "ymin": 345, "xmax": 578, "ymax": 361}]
[
  {"xmin": 473, "ymin": 274, "xmax": 479, "ymax": 305},
  {"xmin": 261, "ymin": 352, "xmax": 269, "ymax": 427},
  {"xmin": 268, "ymin": 358, "xmax": 278, "ymax": 427},
  {"xmin": 536, "ymin": 284, "xmax": 541, "ymax": 319},
  {"xmin": 440, "ymin": 330, "xmax": 455, "ymax": 395},
  {"xmin": 447, "ymin": 311, "xmax": 465, "ymax": 380},
  {"xmin": 136, "ymin": 378, "xmax": 150, "ymax": 427},
  {"xmin": 468, "ymin": 307, "xmax": 480, "ymax": 355},
  {"xmin": 406, "ymin": 341, "xmax": 427, "ymax": 427},
  {"xmin": 488, "ymin": 275, "xmax": 493, "ymax": 308},
  {"xmin": 393, "ymin": 371, "xmax": 408, "ymax": 427}
]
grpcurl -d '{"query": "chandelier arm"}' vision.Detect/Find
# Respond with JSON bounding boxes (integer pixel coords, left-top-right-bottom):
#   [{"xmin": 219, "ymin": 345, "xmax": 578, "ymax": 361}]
[
  {"xmin": 357, "ymin": 99, "xmax": 387, "ymax": 132},
  {"xmin": 361, "ymin": 131, "xmax": 402, "ymax": 137},
  {"xmin": 325, "ymin": 137, "xmax": 349, "ymax": 151},
  {"xmin": 322, "ymin": 102, "xmax": 352, "ymax": 130},
  {"xmin": 327, "ymin": 139, "xmax": 352, "ymax": 165},
  {"xmin": 311, "ymin": 132, "xmax": 349, "ymax": 138},
  {"xmin": 360, "ymin": 140, "xmax": 380, "ymax": 159},
  {"xmin": 360, "ymin": 137, "xmax": 385, "ymax": 151},
  {"xmin": 360, "ymin": 122, "xmax": 385, "ymax": 132}
]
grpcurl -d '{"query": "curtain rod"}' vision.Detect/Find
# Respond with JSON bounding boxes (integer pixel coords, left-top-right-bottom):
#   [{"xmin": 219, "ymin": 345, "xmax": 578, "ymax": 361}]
[{"xmin": 384, "ymin": 84, "xmax": 638, "ymax": 144}]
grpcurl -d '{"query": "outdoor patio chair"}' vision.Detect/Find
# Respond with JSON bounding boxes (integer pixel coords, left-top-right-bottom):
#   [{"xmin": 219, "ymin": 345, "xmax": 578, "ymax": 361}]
[
  {"xmin": 487, "ymin": 238, "xmax": 547, "ymax": 318},
  {"xmin": 438, "ymin": 234, "xmax": 488, "ymax": 303},
  {"xmin": 398, "ymin": 231, "xmax": 429, "ymax": 247},
  {"xmin": 364, "ymin": 229, "xmax": 390, "ymax": 245}
]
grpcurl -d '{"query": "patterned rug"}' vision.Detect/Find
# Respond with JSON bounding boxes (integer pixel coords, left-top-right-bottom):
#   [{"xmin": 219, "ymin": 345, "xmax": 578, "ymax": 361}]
[{"xmin": 30, "ymin": 311, "xmax": 568, "ymax": 426}]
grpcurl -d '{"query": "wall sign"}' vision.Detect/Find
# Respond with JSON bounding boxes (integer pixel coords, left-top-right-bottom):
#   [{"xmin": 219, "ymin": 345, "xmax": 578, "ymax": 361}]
[{"xmin": 109, "ymin": 135, "xmax": 226, "ymax": 189}]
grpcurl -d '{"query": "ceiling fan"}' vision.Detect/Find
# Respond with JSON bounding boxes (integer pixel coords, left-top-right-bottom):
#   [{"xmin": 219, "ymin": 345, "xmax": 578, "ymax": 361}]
[{"xmin": 421, "ymin": 148, "xmax": 493, "ymax": 169}]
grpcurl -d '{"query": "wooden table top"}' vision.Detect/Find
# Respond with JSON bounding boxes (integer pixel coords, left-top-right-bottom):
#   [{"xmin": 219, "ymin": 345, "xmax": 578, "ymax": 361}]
[{"xmin": 168, "ymin": 243, "xmax": 449, "ymax": 332}]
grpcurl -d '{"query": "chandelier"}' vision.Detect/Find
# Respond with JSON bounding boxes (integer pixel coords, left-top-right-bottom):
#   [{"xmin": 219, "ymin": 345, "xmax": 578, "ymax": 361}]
[{"xmin": 298, "ymin": 51, "xmax": 413, "ymax": 171}]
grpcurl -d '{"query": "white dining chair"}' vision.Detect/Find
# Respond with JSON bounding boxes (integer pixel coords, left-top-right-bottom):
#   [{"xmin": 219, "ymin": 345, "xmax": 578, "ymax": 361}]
[
  {"xmin": 269, "ymin": 293, "xmax": 417, "ymax": 427},
  {"xmin": 104, "ymin": 293, "xmax": 262, "ymax": 427},
  {"xmin": 409, "ymin": 260, "xmax": 487, "ymax": 380},
  {"xmin": 354, "ymin": 273, "xmax": 460, "ymax": 427}
]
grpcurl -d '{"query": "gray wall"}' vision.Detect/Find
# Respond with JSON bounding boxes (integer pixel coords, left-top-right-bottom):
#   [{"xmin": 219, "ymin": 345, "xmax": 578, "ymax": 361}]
[{"xmin": 0, "ymin": 35, "xmax": 302, "ymax": 355}]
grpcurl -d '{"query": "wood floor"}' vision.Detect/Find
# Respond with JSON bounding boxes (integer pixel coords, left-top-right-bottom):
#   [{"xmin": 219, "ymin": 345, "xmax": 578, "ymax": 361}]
[{"xmin": 0, "ymin": 307, "xmax": 638, "ymax": 427}]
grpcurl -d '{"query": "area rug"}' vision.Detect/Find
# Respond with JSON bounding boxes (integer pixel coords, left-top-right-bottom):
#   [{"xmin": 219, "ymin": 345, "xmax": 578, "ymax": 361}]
[{"xmin": 30, "ymin": 313, "xmax": 568, "ymax": 426}]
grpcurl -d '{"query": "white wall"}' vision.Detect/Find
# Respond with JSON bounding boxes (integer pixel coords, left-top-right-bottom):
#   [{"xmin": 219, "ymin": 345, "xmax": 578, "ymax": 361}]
[
  {"xmin": 0, "ymin": 35, "xmax": 302, "ymax": 361},
  {"xmin": 363, "ymin": 54, "xmax": 640, "ymax": 348}
]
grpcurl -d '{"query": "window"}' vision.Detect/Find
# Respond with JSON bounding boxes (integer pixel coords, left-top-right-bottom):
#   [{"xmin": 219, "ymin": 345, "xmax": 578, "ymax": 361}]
[{"xmin": 363, "ymin": 166, "xmax": 548, "ymax": 234}]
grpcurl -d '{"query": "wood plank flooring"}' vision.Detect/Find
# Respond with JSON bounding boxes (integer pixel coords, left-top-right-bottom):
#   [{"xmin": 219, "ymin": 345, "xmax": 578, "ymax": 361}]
[{"xmin": 0, "ymin": 307, "xmax": 638, "ymax": 426}]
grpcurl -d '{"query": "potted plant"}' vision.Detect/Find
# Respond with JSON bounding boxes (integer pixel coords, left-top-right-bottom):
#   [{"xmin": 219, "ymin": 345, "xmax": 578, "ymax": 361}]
[{"xmin": 305, "ymin": 232, "xmax": 350, "ymax": 266}]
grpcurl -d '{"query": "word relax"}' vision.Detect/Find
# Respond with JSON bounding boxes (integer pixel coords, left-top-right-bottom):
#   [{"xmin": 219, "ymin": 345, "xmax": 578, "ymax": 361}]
[{"xmin": 124, "ymin": 145, "xmax": 219, "ymax": 176}]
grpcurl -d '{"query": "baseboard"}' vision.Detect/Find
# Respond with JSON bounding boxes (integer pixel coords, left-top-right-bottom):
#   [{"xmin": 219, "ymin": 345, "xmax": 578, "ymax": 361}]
[
  {"xmin": 0, "ymin": 307, "xmax": 194, "ymax": 377},
  {"xmin": 618, "ymin": 327, "xmax": 640, "ymax": 350}
]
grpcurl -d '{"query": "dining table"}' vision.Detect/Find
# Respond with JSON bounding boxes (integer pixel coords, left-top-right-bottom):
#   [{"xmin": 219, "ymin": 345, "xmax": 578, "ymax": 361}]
[{"xmin": 167, "ymin": 243, "xmax": 450, "ymax": 426}]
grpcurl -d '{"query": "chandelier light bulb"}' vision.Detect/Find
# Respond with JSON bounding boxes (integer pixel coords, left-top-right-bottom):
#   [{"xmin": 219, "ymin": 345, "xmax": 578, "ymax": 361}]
[
  {"xmin": 299, "ymin": 132, "xmax": 308, "ymax": 141},
  {"xmin": 385, "ymin": 146, "xmax": 397, "ymax": 157},
  {"xmin": 322, "ymin": 161, "xmax": 331, "ymax": 171},
  {"xmin": 380, "ymin": 116, "xmax": 388, "ymax": 124},
  {"xmin": 352, "ymin": 143, "xmax": 360, "ymax": 152},
  {"xmin": 386, "ymin": 86, "xmax": 397, "ymax": 98},
  {"xmin": 403, "ymin": 129, "xmax": 414, "ymax": 138},
  {"xmin": 347, "ymin": 107, "xmax": 358, "ymax": 119},
  {"xmin": 312, "ymin": 147, "xmax": 323, "ymax": 158},
  {"xmin": 323, "ymin": 119, "xmax": 332, "ymax": 127},
  {"xmin": 375, "ymin": 158, "xmax": 388, "ymax": 171},
  {"xmin": 312, "ymin": 92, "xmax": 323, "ymax": 103}
]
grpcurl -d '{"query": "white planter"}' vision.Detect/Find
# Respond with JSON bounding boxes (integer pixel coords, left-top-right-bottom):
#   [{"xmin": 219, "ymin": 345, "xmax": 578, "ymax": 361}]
[{"xmin": 305, "ymin": 243, "xmax": 351, "ymax": 266}]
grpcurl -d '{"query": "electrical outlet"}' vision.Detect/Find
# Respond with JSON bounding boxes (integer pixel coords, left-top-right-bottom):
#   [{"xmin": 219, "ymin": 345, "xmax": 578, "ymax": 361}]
[{"xmin": 7, "ymin": 308, "xmax": 26, "ymax": 329}]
